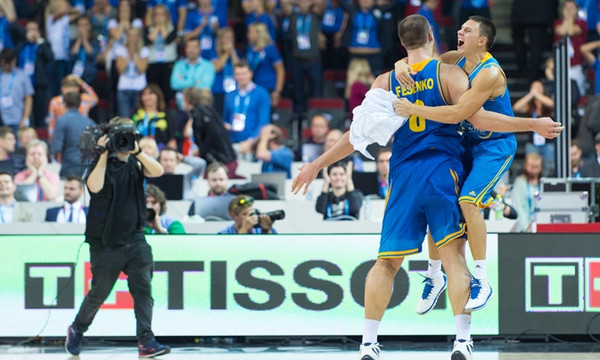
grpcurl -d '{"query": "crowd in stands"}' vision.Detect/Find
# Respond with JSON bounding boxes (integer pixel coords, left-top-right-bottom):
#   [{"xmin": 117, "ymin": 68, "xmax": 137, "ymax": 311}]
[{"xmin": 0, "ymin": 0, "xmax": 598, "ymax": 231}]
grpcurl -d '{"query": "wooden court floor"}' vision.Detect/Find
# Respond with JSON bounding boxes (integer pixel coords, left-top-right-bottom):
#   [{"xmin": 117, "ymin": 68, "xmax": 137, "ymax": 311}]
[{"xmin": 0, "ymin": 341, "xmax": 598, "ymax": 360}]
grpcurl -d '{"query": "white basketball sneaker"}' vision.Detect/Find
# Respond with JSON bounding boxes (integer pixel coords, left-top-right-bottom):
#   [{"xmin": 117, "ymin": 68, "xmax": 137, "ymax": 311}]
[
  {"xmin": 416, "ymin": 273, "xmax": 447, "ymax": 315},
  {"xmin": 465, "ymin": 277, "xmax": 493, "ymax": 312},
  {"xmin": 451, "ymin": 339, "xmax": 473, "ymax": 360},
  {"xmin": 359, "ymin": 342, "xmax": 381, "ymax": 360}
]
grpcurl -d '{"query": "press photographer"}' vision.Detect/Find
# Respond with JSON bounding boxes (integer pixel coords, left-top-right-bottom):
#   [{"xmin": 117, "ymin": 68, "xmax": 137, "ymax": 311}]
[
  {"xmin": 65, "ymin": 117, "xmax": 170, "ymax": 358},
  {"xmin": 218, "ymin": 195, "xmax": 284, "ymax": 234}
]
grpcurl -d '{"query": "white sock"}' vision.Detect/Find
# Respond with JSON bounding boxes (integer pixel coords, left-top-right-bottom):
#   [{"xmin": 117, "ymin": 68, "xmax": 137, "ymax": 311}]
[
  {"xmin": 473, "ymin": 260, "xmax": 487, "ymax": 279},
  {"xmin": 427, "ymin": 259, "xmax": 442, "ymax": 277},
  {"xmin": 455, "ymin": 314, "xmax": 471, "ymax": 341},
  {"xmin": 362, "ymin": 319, "xmax": 380, "ymax": 344}
]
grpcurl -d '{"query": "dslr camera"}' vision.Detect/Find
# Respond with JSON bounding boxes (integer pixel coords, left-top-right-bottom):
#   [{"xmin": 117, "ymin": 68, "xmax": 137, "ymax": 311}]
[
  {"xmin": 146, "ymin": 208, "xmax": 157, "ymax": 222},
  {"xmin": 249, "ymin": 209, "xmax": 285, "ymax": 223},
  {"xmin": 79, "ymin": 123, "xmax": 141, "ymax": 159}
]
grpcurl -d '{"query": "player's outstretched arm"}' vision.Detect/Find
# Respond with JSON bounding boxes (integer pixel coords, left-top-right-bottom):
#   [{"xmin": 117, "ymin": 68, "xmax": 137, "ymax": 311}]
[
  {"xmin": 394, "ymin": 65, "xmax": 500, "ymax": 123},
  {"xmin": 468, "ymin": 109, "xmax": 564, "ymax": 139},
  {"xmin": 291, "ymin": 131, "xmax": 354, "ymax": 195}
]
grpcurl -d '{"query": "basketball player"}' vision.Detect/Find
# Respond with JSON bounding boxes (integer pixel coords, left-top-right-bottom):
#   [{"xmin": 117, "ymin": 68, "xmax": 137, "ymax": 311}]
[
  {"xmin": 294, "ymin": 14, "xmax": 476, "ymax": 360},
  {"xmin": 393, "ymin": 16, "xmax": 563, "ymax": 316}
]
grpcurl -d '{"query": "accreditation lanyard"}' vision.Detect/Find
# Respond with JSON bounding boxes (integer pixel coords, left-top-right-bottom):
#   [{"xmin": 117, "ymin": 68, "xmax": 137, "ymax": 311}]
[
  {"xmin": 92, "ymin": 14, "xmax": 109, "ymax": 37},
  {"xmin": 247, "ymin": 48, "xmax": 265, "ymax": 72},
  {"xmin": 0, "ymin": 202, "xmax": 13, "ymax": 223},
  {"xmin": 0, "ymin": 19, "xmax": 5, "ymax": 48},
  {"xmin": 355, "ymin": 12, "xmax": 373, "ymax": 45},
  {"xmin": 297, "ymin": 14, "xmax": 311, "ymax": 35},
  {"xmin": 1, "ymin": 72, "xmax": 16, "ymax": 109},
  {"xmin": 526, "ymin": 182, "xmax": 539, "ymax": 220},
  {"xmin": 22, "ymin": 44, "xmax": 38, "ymax": 77},
  {"xmin": 234, "ymin": 94, "xmax": 251, "ymax": 115},
  {"xmin": 142, "ymin": 112, "xmax": 157, "ymax": 137}
]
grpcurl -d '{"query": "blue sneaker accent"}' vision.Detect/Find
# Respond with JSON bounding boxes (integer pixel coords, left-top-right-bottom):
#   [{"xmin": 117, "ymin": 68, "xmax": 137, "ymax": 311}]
[
  {"xmin": 139, "ymin": 340, "xmax": 171, "ymax": 358},
  {"xmin": 65, "ymin": 325, "xmax": 83, "ymax": 355},
  {"xmin": 416, "ymin": 273, "xmax": 447, "ymax": 315},
  {"xmin": 465, "ymin": 277, "xmax": 494, "ymax": 311}
]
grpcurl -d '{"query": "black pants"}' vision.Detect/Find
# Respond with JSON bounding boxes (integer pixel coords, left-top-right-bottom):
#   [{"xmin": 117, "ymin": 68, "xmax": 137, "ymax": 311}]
[
  {"xmin": 291, "ymin": 58, "xmax": 323, "ymax": 114},
  {"xmin": 72, "ymin": 240, "xmax": 155, "ymax": 345}
]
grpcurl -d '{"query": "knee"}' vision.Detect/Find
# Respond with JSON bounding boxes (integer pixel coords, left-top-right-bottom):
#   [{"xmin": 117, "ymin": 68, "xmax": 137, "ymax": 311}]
[{"xmin": 374, "ymin": 258, "xmax": 403, "ymax": 274}]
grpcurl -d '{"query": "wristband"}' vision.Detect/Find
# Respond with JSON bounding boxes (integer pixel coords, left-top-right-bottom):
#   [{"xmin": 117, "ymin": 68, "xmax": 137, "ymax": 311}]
[{"xmin": 134, "ymin": 148, "xmax": 143, "ymax": 156}]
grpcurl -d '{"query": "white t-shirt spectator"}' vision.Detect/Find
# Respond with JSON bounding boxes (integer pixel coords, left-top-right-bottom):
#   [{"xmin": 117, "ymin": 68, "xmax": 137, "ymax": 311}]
[
  {"xmin": 46, "ymin": 14, "xmax": 71, "ymax": 60},
  {"xmin": 106, "ymin": 18, "xmax": 144, "ymax": 61},
  {"xmin": 114, "ymin": 44, "xmax": 150, "ymax": 91}
]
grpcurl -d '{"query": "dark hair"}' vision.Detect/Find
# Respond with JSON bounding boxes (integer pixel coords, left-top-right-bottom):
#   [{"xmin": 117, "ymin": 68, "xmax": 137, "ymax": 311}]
[
  {"xmin": 0, "ymin": 48, "xmax": 16, "ymax": 64},
  {"xmin": 185, "ymin": 36, "xmax": 201, "ymax": 46},
  {"xmin": 397, "ymin": 15, "xmax": 431, "ymax": 51},
  {"xmin": 158, "ymin": 146, "xmax": 178, "ymax": 161},
  {"xmin": 469, "ymin": 15, "xmax": 496, "ymax": 50},
  {"xmin": 139, "ymin": 83, "xmax": 166, "ymax": 112},
  {"xmin": 376, "ymin": 147, "xmax": 392, "ymax": 160},
  {"xmin": 327, "ymin": 160, "xmax": 347, "ymax": 176},
  {"xmin": 77, "ymin": 15, "xmax": 96, "ymax": 39},
  {"xmin": 234, "ymin": 61, "xmax": 251, "ymax": 70},
  {"xmin": 571, "ymin": 139, "xmax": 581, "ymax": 149},
  {"xmin": 595, "ymin": 133, "xmax": 600, "ymax": 145},
  {"xmin": 65, "ymin": 174, "xmax": 84, "ymax": 188},
  {"xmin": 0, "ymin": 170, "xmax": 13, "ymax": 180},
  {"xmin": 146, "ymin": 183, "xmax": 167, "ymax": 215},
  {"xmin": 0, "ymin": 126, "xmax": 13, "ymax": 139},
  {"xmin": 63, "ymin": 91, "xmax": 81, "ymax": 109}
]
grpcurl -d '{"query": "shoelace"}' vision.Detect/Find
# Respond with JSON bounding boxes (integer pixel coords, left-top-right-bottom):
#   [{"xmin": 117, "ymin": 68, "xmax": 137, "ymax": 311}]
[
  {"xmin": 421, "ymin": 277, "xmax": 434, "ymax": 300},
  {"xmin": 470, "ymin": 278, "xmax": 482, "ymax": 299}
]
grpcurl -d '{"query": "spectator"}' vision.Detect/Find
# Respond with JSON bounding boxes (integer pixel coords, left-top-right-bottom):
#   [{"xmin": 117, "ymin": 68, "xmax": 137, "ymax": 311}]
[
  {"xmin": 11, "ymin": 127, "xmax": 34, "ymax": 173},
  {"xmin": 281, "ymin": 0, "xmax": 325, "ymax": 115},
  {"xmin": 581, "ymin": 133, "xmax": 600, "ymax": 177},
  {"xmin": 298, "ymin": 113, "xmax": 329, "ymax": 162},
  {"xmin": 183, "ymin": 87, "xmax": 240, "ymax": 177},
  {"xmin": 342, "ymin": 0, "xmax": 387, "ymax": 75},
  {"xmin": 85, "ymin": 0, "xmax": 117, "ymax": 55},
  {"xmin": 511, "ymin": 0, "xmax": 558, "ymax": 84},
  {"xmin": 158, "ymin": 147, "xmax": 206, "ymax": 199},
  {"xmin": 0, "ymin": 0, "xmax": 16, "ymax": 53},
  {"xmin": 0, "ymin": 48, "xmax": 33, "ymax": 135},
  {"xmin": 170, "ymin": 37, "xmax": 216, "ymax": 108},
  {"xmin": 345, "ymin": 58, "xmax": 374, "ymax": 121},
  {"xmin": 211, "ymin": 27, "xmax": 241, "ymax": 114},
  {"xmin": 44, "ymin": 174, "xmax": 88, "ymax": 223},
  {"xmin": 324, "ymin": 128, "xmax": 364, "ymax": 171},
  {"xmin": 131, "ymin": 84, "xmax": 176, "ymax": 150},
  {"xmin": 145, "ymin": 0, "xmax": 187, "ymax": 35},
  {"xmin": 218, "ymin": 194, "xmax": 277, "ymax": 234},
  {"xmin": 575, "ymin": 0, "xmax": 599, "ymax": 41},
  {"xmin": 316, "ymin": 160, "xmax": 363, "ymax": 220},
  {"xmin": 254, "ymin": 124, "xmax": 294, "ymax": 178},
  {"xmin": 0, "ymin": 126, "xmax": 15, "ymax": 174},
  {"xmin": 17, "ymin": 20, "xmax": 54, "ymax": 128},
  {"xmin": 115, "ymin": 27, "xmax": 149, "ymax": 117},
  {"xmin": 145, "ymin": 4, "xmax": 177, "ymax": 105},
  {"xmin": 321, "ymin": 0, "xmax": 348, "ymax": 70},
  {"xmin": 511, "ymin": 152, "xmax": 543, "ymax": 232},
  {"xmin": 581, "ymin": 39, "xmax": 600, "ymax": 95},
  {"xmin": 14, "ymin": 139, "xmax": 60, "ymax": 201},
  {"xmin": 375, "ymin": 147, "xmax": 391, "ymax": 199},
  {"xmin": 69, "ymin": 15, "xmax": 100, "ymax": 85},
  {"xmin": 184, "ymin": 0, "xmax": 220, "ymax": 60},
  {"xmin": 46, "ymin": 0, "xmax": 79, "ymax": 96},
  {"xmin": 51, "ymin": 91, "xmax": 96, "ymax": 177},
  {"xmin": 206, "ymin": 161, "xmax": 229, "ymax": 196},
  {"xmin": 139, "ymin": 136, "xmax": 159, "ymax": 158},
  {"xmin": 47, "ymin": 75, "xmax": 99, "ymax": 141},
  {"xmin": 571, "ymin": 139, "xmax": 584, "ymax": 178},
  {"xmin": 244, "ymin": 0, "xmax": 277, "ymax": 42},
  {"xmin": 144, "ymin": 183, "xmax": 186, "ymax": 234},
  {"xmin": 223, "ymin": 61, "xmax": 271, "ymax": 159},
  {"xmin": 0, "ymin": 171, "xmax": 33, "ymax": 223},
  {"xmin": 246, "ymin": 22, "xmax": 285, "ymax": 106},
  {"xmin": 553, "ymin": 0, "xmax": 588, "ymax": 95},
  {"xmin": 17, "ymin": 127, "xmax": 37, "ymax": 149},
  {"xmin": 213, "ymin": 0, "xmax": 229, "ymax": 28}
]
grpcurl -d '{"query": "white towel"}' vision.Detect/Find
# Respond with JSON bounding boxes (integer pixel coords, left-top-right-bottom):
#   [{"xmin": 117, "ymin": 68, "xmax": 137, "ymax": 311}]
[{"xmin": 349, "ymin": 88, "xmax": 407, "ymax": 159}]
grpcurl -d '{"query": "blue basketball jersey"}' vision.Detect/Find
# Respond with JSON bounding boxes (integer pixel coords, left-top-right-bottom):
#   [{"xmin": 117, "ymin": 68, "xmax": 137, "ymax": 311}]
[
  {"xmin": 389, "ymin": 59, "xmax": 464, "ymax": 167},
  {"xmin": 456, "ymin": 52, "xmax": 515, "ymax": 141}
]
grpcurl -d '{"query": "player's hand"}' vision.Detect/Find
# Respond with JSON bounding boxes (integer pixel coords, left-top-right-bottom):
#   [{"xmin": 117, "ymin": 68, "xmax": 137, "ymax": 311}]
[
  {"xmin": 291, "ymin": 162, "xmax": 320, "ymax": 195},
  {"xmin": 393, "ymin": 98, "xmax": 414, "ymax": 117},
  {"xmin": 534, "ymin": 117, "xmax": 564, "ymax": 139},
  {"xmin": 394, "ymin": 59, "xmax": 416, "ymax": 88}
]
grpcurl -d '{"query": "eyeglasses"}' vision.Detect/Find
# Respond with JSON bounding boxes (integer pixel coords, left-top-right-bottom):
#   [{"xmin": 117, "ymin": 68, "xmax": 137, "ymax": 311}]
[{"xmin": 232, "ymin": 196, "xmax": 254, "ymax": 209}]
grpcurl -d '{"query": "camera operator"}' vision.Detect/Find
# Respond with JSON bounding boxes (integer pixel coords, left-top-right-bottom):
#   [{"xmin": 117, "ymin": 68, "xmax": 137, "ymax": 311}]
[
  {"xmin": 65, "ymin": 117, "xmax": 170, "ymax": 358},
  {"xmin": 218, "ymin": 195, "xmax": 278, "ymax": 234}
]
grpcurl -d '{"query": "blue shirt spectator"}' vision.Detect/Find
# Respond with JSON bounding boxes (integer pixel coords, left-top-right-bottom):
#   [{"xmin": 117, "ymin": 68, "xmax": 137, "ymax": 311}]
[
  {"xmin": 171, "ymin": 38, "xmax": 216, "ymax": 105},
  {"xmin": 245, "ymin": 12, "xmax": 277, "ymax": 43},
  {"xmin": 223, "ymin": 80, "xmax": 271, "ymax": 144},
  {"xmin": 69, "ymin": 16, "xmax": 100, "ymax": 84},
  {"xmin": 322, "ymin": 0, "xmax": 345, "ymax": 34},
  {"xmin": 147, "ymin": 0, "xmax": 187, "ymax": 31},
  {"xmin": 213, "ymin": 0, "xmax": 229, "ymax": 27},
  {"xmin": 255, "ymin": 124, "xmax": 293, "ymax": 178},
  {"xmin": 0, "ymin": 49, "xmax": 34, "ymax": 132},
  {"xmin": 184, "ymin": 3, "xmax": 220, "ymax": 60}
]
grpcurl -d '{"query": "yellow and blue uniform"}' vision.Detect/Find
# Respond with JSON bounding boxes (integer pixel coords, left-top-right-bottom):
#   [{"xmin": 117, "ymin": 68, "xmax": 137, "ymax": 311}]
[
  {"xmin": 455, "ymin": 52, "xmax": 517, "ymax": 208},
  {"xmin": 379, "ymin": 59, "xmax": 466, "ymax": 259}
]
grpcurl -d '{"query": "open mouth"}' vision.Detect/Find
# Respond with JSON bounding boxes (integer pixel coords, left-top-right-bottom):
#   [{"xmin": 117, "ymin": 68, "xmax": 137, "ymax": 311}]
[{"xmin": 457, "ymin": 39, "xmax": 465, "ymax": 47}]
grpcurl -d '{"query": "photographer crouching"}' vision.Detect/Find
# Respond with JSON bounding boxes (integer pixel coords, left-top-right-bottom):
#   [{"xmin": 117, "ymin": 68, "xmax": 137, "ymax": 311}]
[
  {"xmin": 65, "ymin": 117, "xmax": 170, "ymax": 357},
  {"xmin": 218, "ymin": 195, "xmax": 284, "ymax": 234}
]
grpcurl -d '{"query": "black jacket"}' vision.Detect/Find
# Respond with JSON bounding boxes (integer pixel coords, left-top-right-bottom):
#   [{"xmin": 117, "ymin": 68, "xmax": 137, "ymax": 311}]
[
  {"xmin": 191, "ymin": 104, "xmax": 237, "ymax": 164},
  {"xmin": 15, "ymin": 40, "xmax": 54, "ymax": 89}
]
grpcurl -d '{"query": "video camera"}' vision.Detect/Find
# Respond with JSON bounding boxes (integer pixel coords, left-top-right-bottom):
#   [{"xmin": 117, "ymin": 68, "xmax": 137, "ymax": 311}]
[{"xmin": 79, "ymin": 123, "xmax": 141, "ymax": 159}]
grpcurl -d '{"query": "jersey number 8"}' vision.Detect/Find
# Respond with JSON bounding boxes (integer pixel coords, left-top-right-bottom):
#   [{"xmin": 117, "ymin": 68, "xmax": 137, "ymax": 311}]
[{"xmin": 409, "ymin": 99, "xmax": 426, "ymax": 133}]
